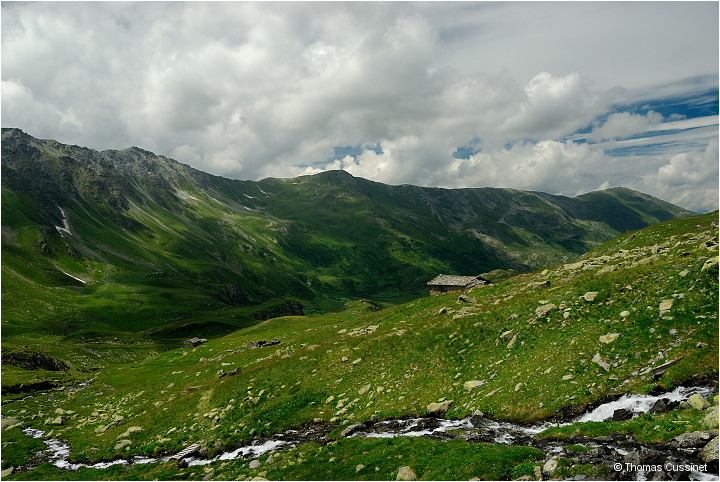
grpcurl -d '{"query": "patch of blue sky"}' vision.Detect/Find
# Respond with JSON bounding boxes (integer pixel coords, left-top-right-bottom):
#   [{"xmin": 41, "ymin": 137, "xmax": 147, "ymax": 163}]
[
  {"xmin": 572, "ymin": 82, "xmax": 719, "ymax": 141},
  {"xmin": 604, "ymin": 142, "xmax": 706, "ymax": 158},
  {"xmin": 327, "ymin": 143, "xmax": 382, "ymax": 162},
  {"xmin": 602, "ymin": 125, "xmax": 718, "ymax": 157},
  {"xmin": 620, "ymin": 89, "xmax": 718, "ymax": 120},
  {"xmin": 452, "ymin": 137, "xmax": 482, "ymax": 159}
]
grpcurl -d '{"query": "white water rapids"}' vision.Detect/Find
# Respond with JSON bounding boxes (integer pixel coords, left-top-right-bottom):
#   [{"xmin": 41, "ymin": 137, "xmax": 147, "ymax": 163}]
[{"xmin": 22, "ymin": 385, "xmax": 717, "ymax": 478}]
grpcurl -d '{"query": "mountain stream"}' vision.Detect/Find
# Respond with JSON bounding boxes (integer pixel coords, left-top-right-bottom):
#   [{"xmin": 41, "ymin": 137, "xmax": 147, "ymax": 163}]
[{"xmin": 21, "ymin": 386, "xmax": 718, "ymax": 480}]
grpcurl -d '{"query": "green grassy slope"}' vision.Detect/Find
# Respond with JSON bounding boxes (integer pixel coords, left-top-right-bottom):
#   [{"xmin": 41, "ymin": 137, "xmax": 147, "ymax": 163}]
[
  {"xmin": 0, "ymin": 128, "xmax": 698, "ymax": 394},
  {"xmin": 2, "ymin": 212, "xmax": 716, "ymax": 480}
]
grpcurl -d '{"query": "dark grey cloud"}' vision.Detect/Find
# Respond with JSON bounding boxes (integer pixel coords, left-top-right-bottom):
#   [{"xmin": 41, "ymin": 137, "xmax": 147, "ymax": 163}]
[{"xmin": 2, "ymin": 2, "xmax": 717, "ymax": 211}]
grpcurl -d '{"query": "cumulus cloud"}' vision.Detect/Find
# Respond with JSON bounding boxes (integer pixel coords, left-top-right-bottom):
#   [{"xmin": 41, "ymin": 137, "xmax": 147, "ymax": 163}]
[
  {"xmin": 588, "ymin": 111, "xmax": 664, "ymax": 142},
  {"xmin": 1, "ymin": 2, "xmax": 717, "ymax": 211},
  {"xmin": 653, "ymin": 139, "xmax": 719, "ymax": 211}
]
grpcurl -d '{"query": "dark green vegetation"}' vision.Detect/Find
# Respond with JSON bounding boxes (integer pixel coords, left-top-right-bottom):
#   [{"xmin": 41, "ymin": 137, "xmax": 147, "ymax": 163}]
[
  {"xmin": 1, "ymin": 128, "xmax": 695, "ymax": 394},
  {"xmin": 1, "ymin": 204, "xmax": 717, "ymax": 480}
]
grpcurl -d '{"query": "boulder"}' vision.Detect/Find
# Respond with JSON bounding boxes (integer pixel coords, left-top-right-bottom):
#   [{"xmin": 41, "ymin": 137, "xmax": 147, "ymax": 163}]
[
  {"xmin": 671, "ymin": 431, "xmax": 711, "ymax": 448},
  {"xmin": 649, "ymin": 398, "xmax": 676, "ymax": 414},
  {"xmin": 688, "ymin": 393, "xmax": 710, "ymax": 410},
  {"xmin": 702, "ymin": 408, "xmax": 719, "ymax": 429},
  {"xmin": 701, "ymin": 256, "xmax": 719, "ymax": 272},
  {"xmin": 592, "ymin": 353, "xmax": 610, "ymax": 372},
  {"xmin": 582, "ymin": 292, "xmax": 599, "ymax": 302},
  {"xmin": 339, "ymin": 423, "xmax": 363, "ymax": 438},
  {"xmin": 599, "ymin": 333, "xmax": 619, "ymax": 344},
  {"xmin": 183, "ymin": 337, "xmax": 207, "ymax": 347},
  {"xmin": 396, "ymin": 466, "xmax": 418, "ymax": 481},
  {"xmin": 1, "ymin": 417, "xmax": 21, "ymax": 430},
  {"xmin": 426, "ymin": 401, "xmax": 452, "ymax": 417},
  {"xmin": 699, "ymin": 437, "xmax": 719, "ymax": 463},
  {"xmin": 659, "ymin": 300, "xmax": 673, "ymax": 315},
  {"xmin": 500, "ymin": 330, "xmax": 514, "ymax": 341},
  {"xmin": 49, "ymin": 416, "xmax": 64, "ymax": 425},
  {"xmin": 464, "ymin": 380, "xmax": 485, "ymax": 390},
  {"xmin": 612, "ymin": 408, "xmax": 632, "ymax": 421},
  {"xmin": 528, "ymin": 280, "xmax": 551, "ymax": 288},
  {"xmin": 535, "ymin": 303, "xmax": 557, "ymax": 318},
  {"xmin": 114, "ymin": 439, "xmax": 131, "ymax": 450}
]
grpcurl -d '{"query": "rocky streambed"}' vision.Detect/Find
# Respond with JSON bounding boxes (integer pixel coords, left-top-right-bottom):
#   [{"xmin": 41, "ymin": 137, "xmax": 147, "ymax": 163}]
[{"xmin": 17, "ymin": 386, "xmax": 719, "ymax": 480}]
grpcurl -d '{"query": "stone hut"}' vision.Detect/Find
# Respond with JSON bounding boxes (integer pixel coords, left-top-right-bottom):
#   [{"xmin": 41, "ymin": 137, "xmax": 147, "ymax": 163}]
[{"xmin": 427, "ymin": 274, "xmax": 492, "ymax": 295}]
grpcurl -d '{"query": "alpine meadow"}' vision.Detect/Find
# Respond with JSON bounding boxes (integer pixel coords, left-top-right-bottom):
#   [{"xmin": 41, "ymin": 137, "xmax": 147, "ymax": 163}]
[{"xmin": 1, "ymin": 128, "xmax": 718, "ymax": 481}]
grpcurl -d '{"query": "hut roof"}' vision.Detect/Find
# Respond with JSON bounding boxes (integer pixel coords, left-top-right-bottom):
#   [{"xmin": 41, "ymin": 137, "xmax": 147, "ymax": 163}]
[{"xmin": 426, "ymin": 275, "xmax": 490, "ymax": 287}]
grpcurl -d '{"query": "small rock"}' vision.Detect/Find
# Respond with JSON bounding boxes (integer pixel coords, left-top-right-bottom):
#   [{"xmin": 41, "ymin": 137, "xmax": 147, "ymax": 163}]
[
  {"xmin": 620, "ymin": 310, "xmax": 631, "ymax": 318},
  {"xmin": 592, "ymin": 353, "xmax": 610, "ymax": 372},
  {"xmin": 659, "ymin": 299, "xmax": 673, "ymax": 315},
  {"xmin": 249, "ymin": 459, "xmax": 261, "ymax": 469},
  {"xmin": 396, "ymin": 466, "xmax": 417, "ymax": 481},
  {"xmin": 0, "ymin": 467, "xmax": 13, "ymax": 478},
  {"xmin": 543, "ymin": 457, "xmax": 558, "ymax": 477},
  {"xmin": 500, "ymin": 330, "xmax": 514, "ymax": 341},
  {"xmin": 507, "ymin": 334, "xmax": 517, "ymax": 349},
  {"xmin": 514, "ymin": 383, "xmax": 523, "ymax": 392},
  {"xmin": 356, "ymin": 464, "xmax": 365, "ymax": 473}
]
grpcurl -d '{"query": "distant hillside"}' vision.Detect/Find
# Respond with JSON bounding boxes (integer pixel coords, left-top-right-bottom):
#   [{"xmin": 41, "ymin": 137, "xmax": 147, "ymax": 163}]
[{"xmin": 1, "ymin": 128, "xmax": 694, "ymax": 339}]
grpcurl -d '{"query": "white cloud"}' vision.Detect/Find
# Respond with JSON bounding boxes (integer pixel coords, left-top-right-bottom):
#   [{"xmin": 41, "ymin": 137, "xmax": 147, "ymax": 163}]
[
  {"xmin": 588, "ymin": 111, "xmax": 664, "ymax": 142},
  {"xmin": 1, "ymin": 2, "xmax": 717, "ymax": 211}
]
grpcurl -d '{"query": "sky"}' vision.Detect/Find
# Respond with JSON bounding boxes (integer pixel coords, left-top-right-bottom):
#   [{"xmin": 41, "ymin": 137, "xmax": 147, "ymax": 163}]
[{"xmin": 2, "ymin": 2, "xmax": 718, "ymax": 212}]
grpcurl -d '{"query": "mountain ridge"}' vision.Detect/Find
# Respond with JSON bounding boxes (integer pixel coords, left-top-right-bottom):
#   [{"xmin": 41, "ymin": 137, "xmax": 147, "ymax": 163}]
[{"xmin": 1, "ymin": 127, "xmax": 695, "ymax": 314}]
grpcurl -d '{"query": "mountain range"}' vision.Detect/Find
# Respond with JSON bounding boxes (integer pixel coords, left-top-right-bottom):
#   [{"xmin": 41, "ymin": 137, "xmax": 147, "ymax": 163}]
[
  {"xmin": 1, "ymin": 128, "xmax": 718, "ymax": 481},
  {"xmin": 2, "ymin": 127, "xmax": 694, "ymax": 303},
  {"xmin": 1, "ymin": 128, "xmax": 695, "ymax": 347}
]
